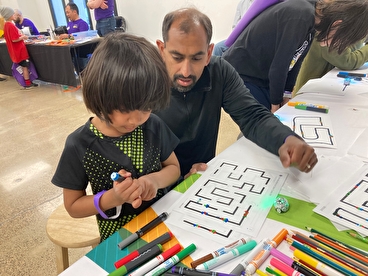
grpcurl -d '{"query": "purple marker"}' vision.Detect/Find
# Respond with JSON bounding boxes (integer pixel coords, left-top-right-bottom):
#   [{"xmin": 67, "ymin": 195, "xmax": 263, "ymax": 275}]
[{"xmin": 270, "ymin": 247, "xmax": 319, "ymax": 276}]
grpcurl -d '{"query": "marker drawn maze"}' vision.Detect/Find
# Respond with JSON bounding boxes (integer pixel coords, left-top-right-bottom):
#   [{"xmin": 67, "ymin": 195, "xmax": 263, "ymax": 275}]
[
  {"xmin": 293, "ymin": 116, "xmax": 334, "ymax": 145},
  {"xmin": 333, "ymin": 178, "xmax": 368, "ymax": 230},
  {"xmin": 169, "ymin": 160, "xmax": 287, "ymax": 240}
]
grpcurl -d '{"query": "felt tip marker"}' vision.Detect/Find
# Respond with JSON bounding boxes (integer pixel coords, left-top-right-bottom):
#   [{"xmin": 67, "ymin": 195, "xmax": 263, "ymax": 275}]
[
  {"xmin": 128, "ymin": 244, "xmax": 182, "ymax": 276},
  {"xmin": 108, "ymin": 244, "xmax": 163, "ymax": 276},
  {"xmin": 145, "ymin": 243, "xmax": 197, "ymax": 276},
  {"xmin": 295, "ymin": 104, "xmax": 329, "ymax": 113},
  {"xmin": 270, "ymin": 247, "xmax": 320, "ymax": 276},
  {"xmin": 171, "ymin": 266, "xmax": 237, "ymax": 276},
  {"xmin": 270, "ymin": 257, "xmax": 306, "ymax": 276},
  {"xmin": 245, "ymin": 228, "xmax": 288, "ymax": 275},
  {"xmin": 117, "ymin": 212, "xmax": 169, "ymax": 250},
  {"xmin": 338, "ymin": 71, "xmax": 366, "ymax": 78},
  {"xmin": 230, "ymin": 238, "xmax": 270, "ymax": 276},
  {"xmin": 115, "ymin": 231, "xmax": 173, "ymax": 268},
  {"xmin": 196, "ymin": 240, "xmax": 257, "ymax": 271},
  {"xmin": 111, "ymin": 172, "xmax": 126, "ymax": 182},
  {"xmin": 191, "ymin": 237, "xmax": 252, "ymax": 268}
]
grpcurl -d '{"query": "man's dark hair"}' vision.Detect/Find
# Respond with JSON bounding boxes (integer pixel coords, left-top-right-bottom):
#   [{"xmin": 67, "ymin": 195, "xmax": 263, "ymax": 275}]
[
  {"xmin": 82, "ymin": 32, "xmax": 171, "ymax": 123},
  {"xmin": 66, "ymin": 2, "xmax": 79, "ymax": 15},
  {"xmin": 315, "ymin": 0, "xmax": 368, "ymax": 54},
  {"xmin": 162, "ymin": 8, "xmax": 212, "ymax": 44}
]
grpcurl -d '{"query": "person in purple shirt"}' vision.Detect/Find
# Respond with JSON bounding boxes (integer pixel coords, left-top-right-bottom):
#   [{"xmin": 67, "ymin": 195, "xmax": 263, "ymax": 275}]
[
  {"xmin": 13, "ymin": 9, "xmax": 39, "ymax": 35},
  {"xmin": 87, "ymin": 0, "xmax": 115, "ymax": 37},
  {"xmin": 59, "ymin": 3, "xmax": 89, "ymax": 39}
]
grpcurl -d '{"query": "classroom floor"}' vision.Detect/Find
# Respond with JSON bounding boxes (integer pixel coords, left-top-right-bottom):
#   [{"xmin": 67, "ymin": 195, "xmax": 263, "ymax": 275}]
[{"xmin": 0, "ymin": 76, "xmax": 239, "ymax": 275}]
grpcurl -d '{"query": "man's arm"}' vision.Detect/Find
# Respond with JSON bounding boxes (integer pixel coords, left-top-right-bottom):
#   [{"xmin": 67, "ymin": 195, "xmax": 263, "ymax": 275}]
[{"xmin": 87, "ymin": 0, "xmax": 105, "ymax": 9}]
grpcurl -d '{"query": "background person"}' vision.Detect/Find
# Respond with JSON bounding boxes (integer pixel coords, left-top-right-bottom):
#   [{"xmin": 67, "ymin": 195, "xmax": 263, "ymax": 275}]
[
  {"xmin": 213, "ymin": 0, "xmax": 253, "ymax": 56},
  {"xmin": 154, "ymin": 8, "xmax": 317, "ymax": 180},
  {"xmin": 52, "ymin": 32, "xmax": 180, "ymax": 241},
  {"xmin": 223, "ymin": 0, "xmax": 368, "ymax": 113},
  {"xmin": 13, "ymin": 9, "xmax": 39, "ymax": 35},
  {"xmin": 0, "ymin": 6, "xmax": 37, "ymax": 88},
  {"xmin": 59, "ymin": 2, "xmax": 89, "ymax": 39},
  {"xmin": 87, "ymin": 0, "xmax": 115, "ymax": 37},
  {"xmin": 294, "ymin": 37, "xmax": 368, "ymax": 94}
]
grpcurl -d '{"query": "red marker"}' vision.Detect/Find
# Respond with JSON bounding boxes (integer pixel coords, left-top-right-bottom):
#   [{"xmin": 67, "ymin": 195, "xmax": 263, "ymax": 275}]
[{"xmin": 115, "ymin": 231, "xmax": 172, "ymax": 268}]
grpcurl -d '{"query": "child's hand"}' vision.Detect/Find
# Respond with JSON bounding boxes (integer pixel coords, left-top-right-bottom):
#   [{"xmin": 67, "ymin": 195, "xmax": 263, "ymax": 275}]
[
  {"xmin": 112, "ymin": 170, "xmax": 142, "ymax": 208},
  {"xmin": 136, "ymin": 175, "xmax": 159, "ymax": 201}
]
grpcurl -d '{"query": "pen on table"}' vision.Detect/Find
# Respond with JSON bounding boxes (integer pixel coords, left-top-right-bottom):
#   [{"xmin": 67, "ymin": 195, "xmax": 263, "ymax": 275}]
[
  {"xmin": 145, "ymin": 243, "xmax": 197, "ymax": 276},
  {"xmin": 343, "ymin": 78, "xmax": 351, "ymax": 91},
  {"xmin": 196, "ymin": 240, "xmax": 257, "ymax": 271},
  {"xmin": 288, "ymin": 233, "xmax": 368, "ymax": 274},
  {"xmin": 305, "ymin": 226, "xmax": 368, "ymax": 259},
  {"xmin": 347, "ymin": 231, "xmax": 368, "ymax": 244},
  {"xmin": 170, "ymin": 266, "xmax": 237, "ymax": 276},
  {"xmin": 111, "ymin": 172, "xmax": 126, "ymax": 182},
  {"xmin": 245, "ymin": 228, "xmax": 289, "ymax": 275},
  {"xmin": 292, "ymin": 248, "xmax": 345, "ymax": 276},
  {"xmin": 230, "ymin": 238, "xmax": 270, "ymax": 276},
  {"xmin": 108, "ymin": 244, "xmax": 163, "ymax": 276},
  {"xmin": 289, "ymin": 240, "xmax": 357, "ymax": 276},
  {"xmin": 270, "ymin": 247, "xmax": 321, "ymax": 276},
  {"xmin": 190, "ymin": 237, "xmax": 252, "ymax": 268},
  {"xmin": 117, "ymin": 212, "xmax": 169, "ymax": 250},
  {"xmin": 128, "ymin": 244, "xmax": 182, "ymax": 276},
  {"xmin": 115, "ymin": 231, "xmax": 173, "ymax": 268},
  {"xmin": 294, "ymin": 104, "xmax": 329, "ymax": 113},
  {"xmin": 270, "ymin": 257, "xmax": 306, "ymax": 276}
]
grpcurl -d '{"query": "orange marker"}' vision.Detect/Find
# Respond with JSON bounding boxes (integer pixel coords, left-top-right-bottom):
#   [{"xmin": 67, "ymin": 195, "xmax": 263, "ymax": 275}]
[{"xmin": 245, "ymin": 228, "xmax": 288, "ymax": 275}]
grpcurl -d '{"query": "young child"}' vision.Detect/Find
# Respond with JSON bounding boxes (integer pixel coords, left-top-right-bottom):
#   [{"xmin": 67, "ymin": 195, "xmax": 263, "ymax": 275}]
[
  {"xmin": 0, "ymin": 7, "xmax": 37, "ymax": 88},
  {"xmin": 52, "ymin": 32, "xmax": 181, "ymax": 241}
]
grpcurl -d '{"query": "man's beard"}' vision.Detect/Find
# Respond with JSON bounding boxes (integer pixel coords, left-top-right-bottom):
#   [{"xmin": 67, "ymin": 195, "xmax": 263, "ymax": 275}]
[
  {"xmin": 14, "ymin": 18, "xmax": 21, "ymax": 24},
  {"xmin": 173, "ymin": 74, "xmax": 197, "ymax": 93}
]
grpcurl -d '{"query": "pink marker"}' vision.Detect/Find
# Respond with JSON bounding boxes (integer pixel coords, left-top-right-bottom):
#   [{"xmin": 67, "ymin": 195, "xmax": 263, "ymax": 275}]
[{"xmin": 270, "ymin": 257, "xmax": 305, "ymax": 276}]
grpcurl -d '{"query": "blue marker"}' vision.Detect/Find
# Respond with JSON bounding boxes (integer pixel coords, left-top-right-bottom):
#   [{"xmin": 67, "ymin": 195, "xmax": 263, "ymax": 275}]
[{"xmin": 111, "ymin": 172, "xmax": 125, "ymax": 182}]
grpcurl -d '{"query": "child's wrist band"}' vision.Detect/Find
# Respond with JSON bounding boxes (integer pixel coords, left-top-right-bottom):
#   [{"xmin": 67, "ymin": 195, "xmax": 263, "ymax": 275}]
[{"xmin": 94, "ymin": 190, "xmax": 108, "ymax": 219}]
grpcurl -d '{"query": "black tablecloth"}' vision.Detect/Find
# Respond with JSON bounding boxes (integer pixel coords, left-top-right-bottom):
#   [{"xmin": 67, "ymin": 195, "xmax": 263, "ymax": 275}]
[{"xmin": 0, "ymin": 38, "xmax": 100, "ymax": 87}]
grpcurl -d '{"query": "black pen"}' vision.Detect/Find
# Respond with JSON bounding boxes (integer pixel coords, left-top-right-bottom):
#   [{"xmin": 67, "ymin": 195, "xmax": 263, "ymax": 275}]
[
  {"xmin": 170, "ymin": 266, "xmax": 237, "ymax": 276},
  {"xmin": 117, "ymin": 212, "xmax": 169, "ymax": 250}
]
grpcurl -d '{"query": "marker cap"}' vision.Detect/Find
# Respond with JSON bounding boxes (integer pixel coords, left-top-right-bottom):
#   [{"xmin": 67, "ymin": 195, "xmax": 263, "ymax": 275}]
[
  {"xmin": 237, "ymin": 240, "xmax": 257, "ymax": 254},
  {"xmin": 272, "ymin": 228, "xmax": 288, "ymax": 246},
  {"xmin": 176, "ymin": 244, "xmax": 197, "ymax": 260}
]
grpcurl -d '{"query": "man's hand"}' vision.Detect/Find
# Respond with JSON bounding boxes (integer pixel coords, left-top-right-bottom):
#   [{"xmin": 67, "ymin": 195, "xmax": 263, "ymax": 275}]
[
  {"xmin": 278, "ymin": 135, "xmax": 318, "ymax": 172},
  {"xmin": 184, "ymin": 163, "xmax": 208, "ymax": 179}
]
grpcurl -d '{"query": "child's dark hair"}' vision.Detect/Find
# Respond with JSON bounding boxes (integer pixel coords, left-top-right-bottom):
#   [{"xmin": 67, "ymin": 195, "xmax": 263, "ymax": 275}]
[
  {"xmin": 315, "ymin": 0, "xmax": 368, "ymax": 54},
  {"xmin": 82, "ymin": 32, "xmax": 171, "ymax": 123}
]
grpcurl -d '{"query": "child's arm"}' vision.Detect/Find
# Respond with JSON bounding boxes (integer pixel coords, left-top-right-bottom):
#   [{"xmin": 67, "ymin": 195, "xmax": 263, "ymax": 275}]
[
  {"xmin": 63, "ymin": 173, "xmax": 143, "ymax": 218},
  {"xmin": 138, "ymin": 152, "xmax": 181, "ymax": 201}
]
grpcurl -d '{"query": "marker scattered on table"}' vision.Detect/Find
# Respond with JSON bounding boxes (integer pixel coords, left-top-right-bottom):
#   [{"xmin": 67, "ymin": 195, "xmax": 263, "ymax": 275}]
[
  {"xmin": 191, "ymin": 237, "xmax": 252, "ymax": 268},
  {"xmin": 288, "ymin": 102, "xmax": 329, "ymax": 113},
  {"xmin": 117, "ymin": 212, "xmax": 169, "ymax": 250}
]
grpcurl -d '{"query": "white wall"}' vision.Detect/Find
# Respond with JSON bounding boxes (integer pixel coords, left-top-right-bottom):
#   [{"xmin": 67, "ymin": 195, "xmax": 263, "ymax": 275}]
[{"xmin": 1, "ymin": 0, "xmax": 239, "ymax": 43}]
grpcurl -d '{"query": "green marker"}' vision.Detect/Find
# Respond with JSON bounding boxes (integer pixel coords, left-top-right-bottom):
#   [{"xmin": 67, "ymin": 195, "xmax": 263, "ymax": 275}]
[
  {"xmin": 295, "ymin": 104, "xmax": 329, "ymax": 113},
  {"xmin": 145, "ymin": 243, "xmax": 196, "ymax": 276}
]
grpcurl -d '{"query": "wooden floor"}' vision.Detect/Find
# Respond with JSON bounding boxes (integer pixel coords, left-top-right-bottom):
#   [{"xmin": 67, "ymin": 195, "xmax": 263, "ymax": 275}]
[{"xmin": 0, "ymin": 76, "xmax": 239, "ymax": 275}]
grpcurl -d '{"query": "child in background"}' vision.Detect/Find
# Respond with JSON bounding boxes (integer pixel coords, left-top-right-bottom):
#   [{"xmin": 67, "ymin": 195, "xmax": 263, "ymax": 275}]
[
  {"xmin": 52, "ymin": 32, "xmax": 181, "ymax": 241},
  {"xmin": 0, "ymin": 7, "xmax": 37, "ymax": 88}
]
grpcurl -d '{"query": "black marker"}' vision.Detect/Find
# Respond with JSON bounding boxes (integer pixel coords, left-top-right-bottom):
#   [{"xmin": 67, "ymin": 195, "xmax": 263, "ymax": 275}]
[{"xmin": 117, "ymin": 212, "xmax": 169, "ymax": 250}]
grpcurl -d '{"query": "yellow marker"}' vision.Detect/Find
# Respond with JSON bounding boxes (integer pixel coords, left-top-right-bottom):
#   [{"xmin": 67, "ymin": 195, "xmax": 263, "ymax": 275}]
[
  {"xmin": 288, "ymin": 101, "xmax": 306, "ymax": 106},
  {"xmin": 255, "ymin": 269, "xmax": 268, "ymax": 276}
]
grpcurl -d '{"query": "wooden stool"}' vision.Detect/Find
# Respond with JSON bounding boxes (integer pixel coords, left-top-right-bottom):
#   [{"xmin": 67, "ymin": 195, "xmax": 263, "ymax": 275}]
[{"xmin": 46, "ymin": 204, "xmax": 100, "ymax": 274}]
